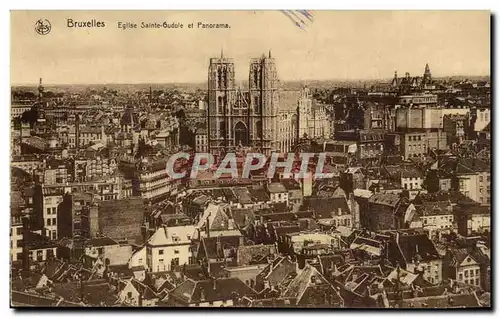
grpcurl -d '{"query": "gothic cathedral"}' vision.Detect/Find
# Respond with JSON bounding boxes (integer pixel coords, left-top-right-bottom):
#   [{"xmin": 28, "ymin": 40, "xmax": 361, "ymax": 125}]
[{"xmin": 207, "ymin": 51, "xmax": 279, "ymax": 156}]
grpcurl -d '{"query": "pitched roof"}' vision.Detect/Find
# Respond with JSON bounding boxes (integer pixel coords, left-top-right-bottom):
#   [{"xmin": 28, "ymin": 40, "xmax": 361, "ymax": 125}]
[
  {"xmin": 305, "ymin": 196, "xmax": 350, "ymax": 219},
  {"xmin": 11, "ymin": 290, "xmax": 84, "ymax": 307},
  {"xmin": 199, "ymin": 235, "xmax": 241, "ymax": 260},
  {"xmin": 368, "ymin": 193, "xmax": 401, "ymax": 207},
  {"xmin": 237, "ymin": 244, "xmax": 276, "ymax": 266},
  {"xmin": 169, "ymin": 277, "xmax": 257, "ymax": 304},
  {"xmin": 397, "ymin": 293, "xmax": 482, "ymax": 308},
  {"xmin": 267, "ymin": 183, "xmax": 287, "ymax": 193},
  {"xmin": 147, "ymin": 225, "xmax": 195, "ymax": 246},
  {"xmin": 87, "ymin": 237, "xmax": 119, "ymax": 247},
  {"xmin": 449, "ymin": 248, "xmax": 478, "ymax": 267},
  {"xmin": 282, "ymin": 264, "xmax": 341, "ymax": 305},
  {"xmin": 397, "ymin": 233, "xmax": 440, "ymax": 263},
  {"xmin": 130, "ymin": 279, "xmax": 158, "ymax": 300}
]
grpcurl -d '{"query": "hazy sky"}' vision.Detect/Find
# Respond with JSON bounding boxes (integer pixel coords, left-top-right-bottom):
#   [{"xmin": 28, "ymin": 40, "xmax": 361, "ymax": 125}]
[{"xmin": 11, "ymin": 10, "xmax": 490, "ymax": 85}]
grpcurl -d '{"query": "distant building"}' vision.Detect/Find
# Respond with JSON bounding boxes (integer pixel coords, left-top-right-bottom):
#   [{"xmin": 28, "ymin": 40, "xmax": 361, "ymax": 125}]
[
  {"xmin": 386, "ymin": 131, "xmax": 447, "ymax": 160},
  {"xmin": 443, "ymin": 114, "xmax": 468, "ymax": 145},
  {"xmin": 335, "ymin": 129, "xmax": 385, "ymax": 160},
  {"xmin": 58, "ymin": 192, "xmax": 97, "ymax": 239}
]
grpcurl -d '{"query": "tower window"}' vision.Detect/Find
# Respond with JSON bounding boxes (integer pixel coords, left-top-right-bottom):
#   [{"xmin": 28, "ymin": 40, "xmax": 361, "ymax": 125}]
[{"xmin": 254, "ymin": 96, "xmax": 261, "ymax": 113}]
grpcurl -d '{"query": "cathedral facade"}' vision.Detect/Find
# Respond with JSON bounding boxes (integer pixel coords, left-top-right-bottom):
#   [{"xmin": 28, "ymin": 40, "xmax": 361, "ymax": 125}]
[
  {"xmin": 207, "ymin": 51, "xmax": 331, "ymax": 156},
  {"xmin": 207, "ymin": 51, "xmax": 281, "ymax": 156}
]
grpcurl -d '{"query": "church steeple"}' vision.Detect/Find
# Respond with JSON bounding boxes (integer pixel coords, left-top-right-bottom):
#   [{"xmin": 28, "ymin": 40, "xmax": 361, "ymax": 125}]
[
  {"xmin": 38, "ymin": 77, "xmax": 44, "ymax": 101},
  {"xmin": 269, "ymin": 50, "xmax": 272, "ymax": 59},
  {"xmin": 392, "ymin": 70, "xmax": 398, "ymax": 87},
  {"xmin": 423, "ymin": 63, "xmax": 432, "ymax": 84},
  {"xmin": 425, "ymin": 63, "xmax": 430, "ymax": 73}
]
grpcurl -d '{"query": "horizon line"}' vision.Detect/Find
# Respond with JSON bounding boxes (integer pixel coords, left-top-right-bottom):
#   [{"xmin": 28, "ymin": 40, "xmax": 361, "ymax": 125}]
[{"xmin": 11, "ymin": 74, "xmax": 491, "ymax": 87}]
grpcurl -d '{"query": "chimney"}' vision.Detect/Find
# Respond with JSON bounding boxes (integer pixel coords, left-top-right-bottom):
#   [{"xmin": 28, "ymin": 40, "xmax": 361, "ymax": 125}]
[
  {"xmin": 200, "ymin": 286, "xmax": 206, "ymax": 301},
  {"xmin": 79, "ymin": 273, "xmax": 84, "ymax": 301},
  {"xmin": 162, "ymin": 224, "xmax": 168, "ymax": 238},
  {"xmin": 452, "ymin": 281, "xmax": 459, "ymax": 294},
  {"xmin": 205, "ymin": 218, "xmax": 210, "ymax": 238},
  {"xmin": 212, "ymin": 277, "xmax": 217, "ymax": 291}
]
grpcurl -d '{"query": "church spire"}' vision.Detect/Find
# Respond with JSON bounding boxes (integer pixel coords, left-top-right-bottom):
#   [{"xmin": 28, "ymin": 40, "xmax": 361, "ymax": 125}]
[
  {"xmin": 269, "ymin": 50, "xmax": 272, "ymax": 59},
  {"xmin": 423, "ymin": 63, "xmax": 432, "ymax": 84},
  {"xmin": 221, "ymin": 47, "xmax": 223, "ymax": 59},
  {"xmin": 38, "ymin": 77, "xmax": 44, "ymax": 101}
]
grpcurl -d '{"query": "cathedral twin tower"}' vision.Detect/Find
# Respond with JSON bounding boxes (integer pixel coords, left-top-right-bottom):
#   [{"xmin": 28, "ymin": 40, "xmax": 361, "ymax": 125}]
[{"xmin": 207, "ymin": 51, "xmax": 279, "ymax": 156}]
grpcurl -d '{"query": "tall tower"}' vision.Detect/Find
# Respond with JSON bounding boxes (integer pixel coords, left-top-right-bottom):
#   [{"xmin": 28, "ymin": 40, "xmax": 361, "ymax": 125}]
[
  {"xmin": 422, "ymin": 63, "xmax": 432, "ymax": 85},
  {"xmin": 298, "ymin": 87, "xmax": 313, "ymax": 138},
  {"xmin": 38, "ymin": 77, "xmax": 44, "ymax": 101},
  {"xmin": 248, "ymin": 51, "xmax": 279, "ymax": 154},
  {"xmin": 207, "ymin": 51, "xmax": 236, "ymax": 155}
]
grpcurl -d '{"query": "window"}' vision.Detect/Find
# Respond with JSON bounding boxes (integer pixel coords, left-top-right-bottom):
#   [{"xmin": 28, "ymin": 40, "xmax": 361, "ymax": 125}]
[
  {"xmin": 16, "ymin": 227, "xmax": 22, "ymax": 235},
  {"xmin": 475, "ymin": 278, "xmax": 480, "ymax": 286},
  {"xmin": 475, "ymin": 269, "xmax": 479, "ymax": 275},
  {"xmin": 159, "ymin": 259, "xmax": 164, "ymax": 263},
  {"xmin": 52, "ymin": 218, "xmax": 57, "ymax": 226},
  {"xmin": 17, "ymin": 239, "xmax": 22, "ymax": 246},
  {"xmin": 465, "ymin": 270, "xmax": 469, "ymax": 278},
  {"xmin": 174, "ymin": 249, "xmax": 179, "ymax": 254},
  {"xmin": 479, "ymin": 176, "xmax": 484, "ymax": 182},
  {"xmin": 127, "ymin": 292, "xmax": 132, "ymax": 299},
  {"xmin": 37, "ymin": 250, "xmax": 43, "ymax": 261},
  {"xmin": 47, "ymin": 218, "xmax": 51, "ymax": 226},
  {"xmin": 159, "ymin": 249, "xmax": 164, "ymax": 255}
]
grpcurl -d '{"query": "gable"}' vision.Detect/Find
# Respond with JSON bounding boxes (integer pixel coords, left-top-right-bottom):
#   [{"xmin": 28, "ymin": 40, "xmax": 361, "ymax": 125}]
[
  {"xmin": 459, "ymin": 255, "xmax": 479, "ymax": 267},
  {"xmin": 210, "ymin": 209, "xmax": 230, "ymax": 231}
]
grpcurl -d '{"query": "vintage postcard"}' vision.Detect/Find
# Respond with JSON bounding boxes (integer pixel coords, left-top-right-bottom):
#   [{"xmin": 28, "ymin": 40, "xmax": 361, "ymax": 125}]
[{"xmin": 10, "ymin": 10, "xmax": 491, "ymax": 308}]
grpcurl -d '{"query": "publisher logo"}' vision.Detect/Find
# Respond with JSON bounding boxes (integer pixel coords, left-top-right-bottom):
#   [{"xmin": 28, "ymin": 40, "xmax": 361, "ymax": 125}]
[{"xmin": 35, "ymin": 19, "xmax": 51, "ymax": 35}]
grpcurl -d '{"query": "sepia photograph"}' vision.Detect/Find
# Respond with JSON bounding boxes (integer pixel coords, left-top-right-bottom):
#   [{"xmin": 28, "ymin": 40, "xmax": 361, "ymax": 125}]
[{"xmin": 9, "ymin": 10, "xmax": 491, "ymax": 308}]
